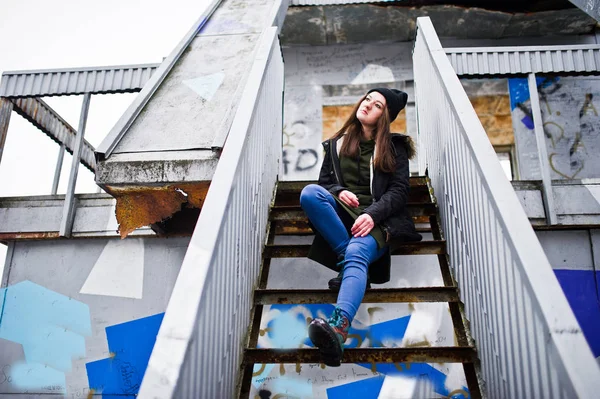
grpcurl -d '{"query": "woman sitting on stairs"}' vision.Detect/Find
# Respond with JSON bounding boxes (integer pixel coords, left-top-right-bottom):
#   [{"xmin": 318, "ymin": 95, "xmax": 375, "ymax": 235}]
[{"xmin": 300, "ymin": 88, "xmax": 422, "ymax": 367}]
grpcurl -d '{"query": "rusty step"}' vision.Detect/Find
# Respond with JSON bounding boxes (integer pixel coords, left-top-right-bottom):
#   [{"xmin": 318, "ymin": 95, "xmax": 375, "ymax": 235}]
[
  {"xmin": 243, "ymin": 346, "xmax": 477, "ymax": 365},
  {"xmin": 264, "ymin": 240, "xmax": 446, "ymax": 258},
  {"xmin": 272, "ymin": 219, "xmax": 432, "ymax": 236},
  {"xmin": 270, "ymin": 203, "xmax": 438, "ymax": 222},
  {"xmin": 254, "ymin": 287, "xmax": 459, "ymax": 304},
  {"xmin": 275, "ymin": 179, "xmax": 431, "ymax": 206}
]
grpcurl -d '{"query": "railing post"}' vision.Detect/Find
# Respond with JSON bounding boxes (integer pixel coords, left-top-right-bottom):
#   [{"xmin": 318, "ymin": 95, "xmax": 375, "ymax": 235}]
[
  {"xmin": 60, "ymin": 93, "xmax": 91, "ymax": 237},
  {"xmin": 0, "ymin": 97, "xmax": 13, "ymax": 167},
  {"xmin": 51, "ymin": 144, "xmax": 66, "ymax": 195},
  {"xmin": 528, "ymin": 73, "xmax": 558, "ymax": 225}
]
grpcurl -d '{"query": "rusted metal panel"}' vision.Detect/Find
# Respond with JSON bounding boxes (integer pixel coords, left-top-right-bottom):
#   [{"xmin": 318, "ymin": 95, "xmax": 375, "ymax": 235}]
[
  {"xmin": 0, "ymin": 64, "xmax": 159, "ymax": 97},
  {"xmin": 10, "ymin": 97, "xmax": 95, "ymax": 171},
  {"xmin": 447, "ymin": 45, "xmax": 600, "ymax": 76},
  {"xmin": 254, "ymin": 287, "xmax": 459, "ymax": 304},
  {"xmin": 105, "ymin": 182, "xmax": 210, "ymax": 238},
  {"xmin": 264, "ymin": 241, "xmax": 446, "ymax": 257},
  {"xmin": 243, "ymin": 347, "xmax": 477, "ymax": 364},
  {"xmin": 0, "ymin": 232, "xmax": 60, "ymax": 241},
  {"xmin": 0, "ymin": 97, "xmax": 12, "ymax": 165}
]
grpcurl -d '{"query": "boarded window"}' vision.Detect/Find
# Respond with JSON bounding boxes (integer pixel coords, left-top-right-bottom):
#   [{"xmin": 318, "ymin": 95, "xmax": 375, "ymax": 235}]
[{"xmin": 322, "ymin": 105, "xmax": 406, "ymax": 141}]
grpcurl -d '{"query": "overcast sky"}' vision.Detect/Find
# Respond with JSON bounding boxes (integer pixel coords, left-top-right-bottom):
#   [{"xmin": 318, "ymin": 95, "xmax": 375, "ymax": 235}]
[{"xmin": 0, "ymin": 0, "xmax": 211, "ymax": 265}]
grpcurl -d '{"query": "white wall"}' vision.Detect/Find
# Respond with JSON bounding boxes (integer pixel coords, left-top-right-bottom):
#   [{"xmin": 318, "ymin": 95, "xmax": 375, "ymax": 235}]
[{"xmin": 282, "ymin": 42, "xmax": 417, "ymax": 181}]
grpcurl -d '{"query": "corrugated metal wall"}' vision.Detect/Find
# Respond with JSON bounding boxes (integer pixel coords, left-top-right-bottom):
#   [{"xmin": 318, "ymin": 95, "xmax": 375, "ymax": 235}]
[
  {"xmin": 0, "ymin": 64, "xmax": 159, "ymax": 97},
  {"xmin": 446, "ymin": 45, "xmax": 600, "ymax": 76}
]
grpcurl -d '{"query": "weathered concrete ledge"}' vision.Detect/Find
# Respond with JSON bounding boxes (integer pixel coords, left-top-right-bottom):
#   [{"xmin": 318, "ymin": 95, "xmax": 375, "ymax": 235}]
[
  {"xmin": 512, "ymin": 180, "xmax": 600, "ymax": 226},
  {"xmin": 0, "ymin": 194, "xmax": 154, "ymax": 240}
]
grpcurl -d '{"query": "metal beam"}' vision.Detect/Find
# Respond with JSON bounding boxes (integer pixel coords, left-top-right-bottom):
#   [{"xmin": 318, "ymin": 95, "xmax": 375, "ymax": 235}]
[
  {"xmin": 528, "ymin": 73, "xmax": 557, "ymax": 225},
  {"xmin": 51, "ymin": 144, "xmax": 66, "ymax": 195},
  {"xmin": 60, "ymin": 93, "xmax": 91, "ymax": 237},
  {"xmin": 0, "ymin": 97, "xmax": 12, "ymax": 166},
  {"xmin": 243, "ymin": 347, "xmax": 477, "ymax": 364},
  {"xmin": 254, "ymin": 287, "xmax": 460, "ymax": 304},
  {"xmin": 0, "ymin": 63, "xmax": 159, "ymax": 97},
  {"xmin": 264, "ymin": 241, "xmax": 446, "ymax": 258},
  {"xmin": 11, "ymin": 97, "xmax": 95, "ymax": 172}
]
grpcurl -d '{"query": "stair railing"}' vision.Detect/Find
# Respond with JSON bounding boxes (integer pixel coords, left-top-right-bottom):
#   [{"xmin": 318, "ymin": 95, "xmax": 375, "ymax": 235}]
[
  {"xmin": 414, "ymin": 16, "xmax": 600, "ymax": 398},
  {"xmin": 138, "ymin": 27, "xmax": 283, "ymax": 399}
]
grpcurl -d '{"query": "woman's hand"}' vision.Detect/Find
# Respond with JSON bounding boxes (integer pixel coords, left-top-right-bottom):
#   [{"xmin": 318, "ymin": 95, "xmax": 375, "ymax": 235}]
[
  {"xmin": 352, "ymin": 214, "xmax": 375, "ymax": 237},
  {"xmin": 338, "ymin": 190, "xmax": 359, "ymax": 208}
]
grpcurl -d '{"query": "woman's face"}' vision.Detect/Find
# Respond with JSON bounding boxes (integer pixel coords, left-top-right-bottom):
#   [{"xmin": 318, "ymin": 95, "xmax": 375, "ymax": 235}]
[{"xmin": 356, "ymin": 91, "xmax": 386, "ymax": 128}]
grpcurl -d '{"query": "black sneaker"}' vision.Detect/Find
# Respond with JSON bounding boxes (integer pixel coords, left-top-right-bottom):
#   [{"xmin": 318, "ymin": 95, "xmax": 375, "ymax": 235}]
[{"xmin": 328, "ymin": 272, "xmax": 371, "ymax": 291}]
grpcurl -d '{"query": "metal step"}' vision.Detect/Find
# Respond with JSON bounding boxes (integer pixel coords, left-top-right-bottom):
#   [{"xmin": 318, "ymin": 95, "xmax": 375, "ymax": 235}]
[
  {"xmin": 272, "ymin": 219, "xmax": 432, "ymax": 236},
  {"xmin": 254, "ymin": 287, "xmax": 460, "ymax": 304},
  {"xmin": 243, "ymin": 346, "xmax": 478, "ymax": 364},
  {"xmin": 275, "ymin": 179, "xmax": 432, "ymax": 206},
  {"xmin": 238, "ymin": 179, "xmax": 483, "ymax": 399},
  {"xmin": 263, "ymin": 240, "xmax": 446, "ymax": 258},
  {"xmin": 270, "ymin": 202, "xmax": 438, "ymax": 221}
]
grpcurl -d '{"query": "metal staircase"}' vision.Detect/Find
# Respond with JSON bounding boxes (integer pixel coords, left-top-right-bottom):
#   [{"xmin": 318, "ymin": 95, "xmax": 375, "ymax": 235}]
[
  {"xmin": 137, "ymin": 17, "xmax": 600, "ymax": 399},
  {"xmin": 238, "ymin": 178, "xmax": 483, "ymax": 398}
]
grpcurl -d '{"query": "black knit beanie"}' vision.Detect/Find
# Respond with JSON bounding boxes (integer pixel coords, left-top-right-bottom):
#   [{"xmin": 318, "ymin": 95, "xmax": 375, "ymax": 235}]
[{"xmin": 367, "ymin": 88, "xmax": 408, "ymax": 122}]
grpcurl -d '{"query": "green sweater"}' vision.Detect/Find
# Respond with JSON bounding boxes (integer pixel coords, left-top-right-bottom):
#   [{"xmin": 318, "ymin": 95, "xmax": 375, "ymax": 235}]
[{"xmin": 335, "ymin": 139, "xmax": 387, "ymax": 248}]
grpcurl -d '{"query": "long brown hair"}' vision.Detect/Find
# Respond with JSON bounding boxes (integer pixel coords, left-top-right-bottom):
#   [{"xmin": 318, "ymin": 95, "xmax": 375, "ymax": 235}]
[{"xmin": 332, "ymin": 93, "xmax": 396, "ymax": 173}]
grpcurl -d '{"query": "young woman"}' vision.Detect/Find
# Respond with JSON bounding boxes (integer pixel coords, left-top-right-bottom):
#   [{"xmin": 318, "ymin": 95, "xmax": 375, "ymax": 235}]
[{"xmin": 300, "ymin": 88, "xmax": 422, "ymax": 367}]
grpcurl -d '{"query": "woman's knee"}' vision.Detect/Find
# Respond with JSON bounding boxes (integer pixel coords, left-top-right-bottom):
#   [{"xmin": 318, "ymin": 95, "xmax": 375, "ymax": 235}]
[
  {"xmin": 345, "ymin": 238, "xmax": 376, "ymax": 265},
  {"xmin": 300, "ymin": 184, "xmax": 325, "ymax": 207}
]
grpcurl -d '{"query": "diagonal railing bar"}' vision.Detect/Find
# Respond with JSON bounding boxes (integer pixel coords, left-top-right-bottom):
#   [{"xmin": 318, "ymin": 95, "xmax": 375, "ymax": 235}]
[
  {"xmin": 414, "ymin": 16, "xmax": 600, "ymax": 398},
  {"xmin": 138, "ymin": 27, "xmax": 283, "ymax": 399}
]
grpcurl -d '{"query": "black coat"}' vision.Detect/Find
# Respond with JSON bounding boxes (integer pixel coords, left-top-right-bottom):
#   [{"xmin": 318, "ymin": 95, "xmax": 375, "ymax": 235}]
[{"xmin": 307, "ymin": 133, "xmax": 422, "ymax": 284}]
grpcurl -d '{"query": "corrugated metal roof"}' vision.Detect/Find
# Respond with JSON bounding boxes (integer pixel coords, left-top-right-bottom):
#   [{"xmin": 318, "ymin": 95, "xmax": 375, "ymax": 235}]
[
  {"xmin": 11, "ymin": 97, "xmax": 96, "ymax": 171},
  {"xmin": 291, "ymin": 0, "xmax": 397, "ymax": 4},
  {"xmin": 446, "ymin": 45, "xmax": 600, "ymax": 76},
  {"xmin": 0, "ymin": 63, "xmax": 159, "ymax": 97}
]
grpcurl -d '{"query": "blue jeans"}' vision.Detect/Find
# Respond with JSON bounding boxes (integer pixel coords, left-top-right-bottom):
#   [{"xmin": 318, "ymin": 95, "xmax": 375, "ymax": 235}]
[{"xmin": 300, "ymin": 184, "xmax": 387, "ymax": 322}]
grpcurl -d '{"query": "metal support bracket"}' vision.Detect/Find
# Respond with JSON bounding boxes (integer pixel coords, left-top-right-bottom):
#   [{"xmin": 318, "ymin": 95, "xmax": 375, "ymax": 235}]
[
  {"xmin": 60, "ymin": 93, "xmax": 91, "ymax": 237},
  {"xmin": 528, "ymin": 73, "xmax": 558, "ymax": 225}
]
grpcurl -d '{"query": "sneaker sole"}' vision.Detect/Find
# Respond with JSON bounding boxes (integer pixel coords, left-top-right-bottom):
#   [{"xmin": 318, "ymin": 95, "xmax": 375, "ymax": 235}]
[{"xmin": 308, "ymin": 319, "xmax": 343, "ymax": 367}]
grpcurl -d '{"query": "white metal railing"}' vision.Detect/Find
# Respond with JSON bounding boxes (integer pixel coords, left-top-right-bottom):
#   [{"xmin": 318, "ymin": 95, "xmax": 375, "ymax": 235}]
[
  {"xmin": 138, "ymin": 27, "xmax": 283, "ymax": 398},
  {"xmin": 414, "ymin": 17, "xmax": 600, "ymax": 398}
]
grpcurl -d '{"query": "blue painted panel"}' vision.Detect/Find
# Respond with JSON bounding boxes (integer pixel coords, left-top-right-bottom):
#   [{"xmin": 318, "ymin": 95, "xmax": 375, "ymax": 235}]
[
  {"xmin": 554, "ymin": 269, "xmax": 600, "ymax": 357},
  {"xmin": 263, "ymin": 304, "xmax": 466, "ymax": 397},
  {"xmin": 0, "ymin": 280, "xmax": 91, "ymax": 391},
  {"xmin": 86, "ymin": 313, "xmax": 164, "ymax": 396},
  {"xmin": 326, "ymin": 375, "xmax": 385, "ymax": 399}
]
